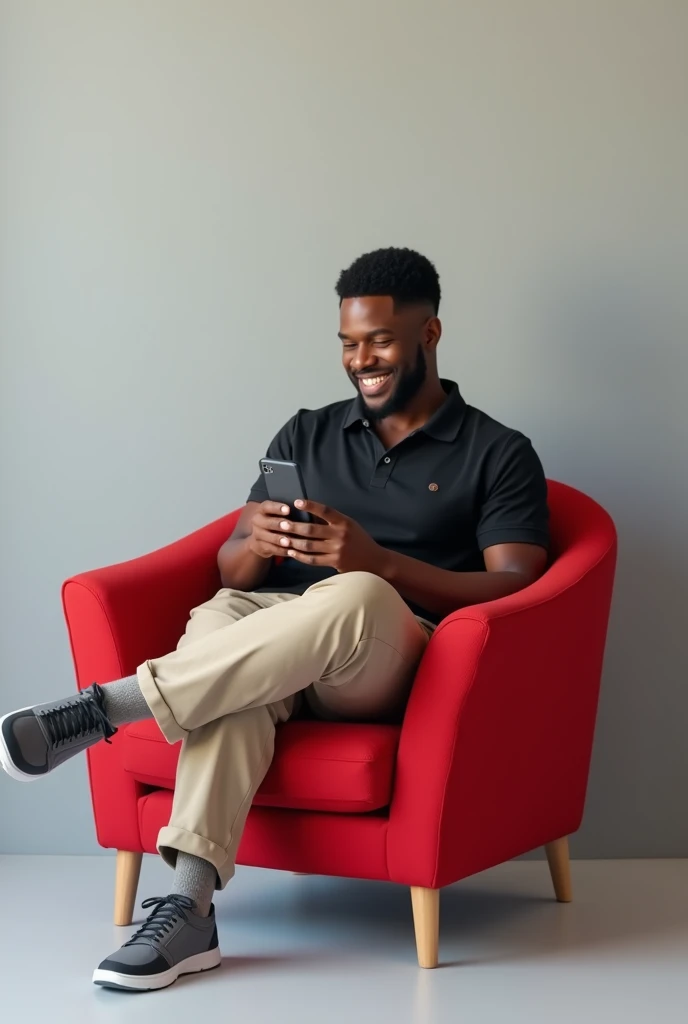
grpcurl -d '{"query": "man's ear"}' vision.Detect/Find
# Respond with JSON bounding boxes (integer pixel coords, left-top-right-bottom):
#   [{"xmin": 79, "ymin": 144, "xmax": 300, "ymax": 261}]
[{"xmin": 425, "ymin": 316, "xmax": 442, "ymax": 349}]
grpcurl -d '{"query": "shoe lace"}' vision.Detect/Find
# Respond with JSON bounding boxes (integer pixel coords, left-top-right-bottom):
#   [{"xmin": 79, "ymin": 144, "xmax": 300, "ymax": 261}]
[
  {"xmin": 37, "ymin": 686, "xmax": 117, "ymax": 746},
  {"xmin": 125, "ymin": 895, "xmax": 197, "ymax": 945}
]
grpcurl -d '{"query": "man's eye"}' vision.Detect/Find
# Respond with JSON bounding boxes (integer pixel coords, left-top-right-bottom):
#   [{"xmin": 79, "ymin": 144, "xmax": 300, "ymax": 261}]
[
  {"xmin": 374, "ymin": 340, "xmax": 392, "ymax": 347},
  {"xmin": 342, "ymin": 343, "xmax": 357, "ymax": 350}
]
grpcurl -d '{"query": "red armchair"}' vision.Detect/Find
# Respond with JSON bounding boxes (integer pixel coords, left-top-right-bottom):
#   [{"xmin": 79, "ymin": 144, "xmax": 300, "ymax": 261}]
[{"xmin": 62, "ymin": 480, "xmax": 616, "ymax": 968}]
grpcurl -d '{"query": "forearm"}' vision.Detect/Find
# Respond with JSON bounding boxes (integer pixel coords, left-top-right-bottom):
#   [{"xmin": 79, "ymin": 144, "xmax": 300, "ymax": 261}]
[
  {"xmin": 277, "ymin": 499, "xmax": 546, "ymax": 617},
  {"xmin": 378, "ymin": 549, "xmax": 533, "ymax": 619},
  {"xmin": 217, "ymin": 534, "xmax": 272, "ymax": 591}
]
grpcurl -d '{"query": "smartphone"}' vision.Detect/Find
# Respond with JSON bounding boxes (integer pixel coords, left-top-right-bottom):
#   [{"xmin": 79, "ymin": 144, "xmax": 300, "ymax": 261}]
[{"xmin": 259, "ymin": 459, "xmax": 311, "ymax": 523}]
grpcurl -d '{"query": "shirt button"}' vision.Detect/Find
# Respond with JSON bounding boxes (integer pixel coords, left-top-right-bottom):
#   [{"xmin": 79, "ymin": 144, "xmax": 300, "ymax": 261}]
[
  {"xmin": 362, "ymin": 420, "xmax": 369, "ymax": 428},
  {"xmin": 383, "ymin": 456, "xmax": 391, "ymax": 464}
]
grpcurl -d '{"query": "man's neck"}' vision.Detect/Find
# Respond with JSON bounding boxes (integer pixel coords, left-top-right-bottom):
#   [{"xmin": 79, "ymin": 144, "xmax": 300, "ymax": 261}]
[{"xmin": 371, "ymin": 378, "xmax": 448, "ymax": 449}]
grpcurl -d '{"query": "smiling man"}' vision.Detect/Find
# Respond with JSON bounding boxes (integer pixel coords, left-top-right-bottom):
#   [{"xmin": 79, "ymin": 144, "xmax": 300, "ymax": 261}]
[{"xmin": 0, "ymin": 247, "xmax": 549, "ymax": 992}]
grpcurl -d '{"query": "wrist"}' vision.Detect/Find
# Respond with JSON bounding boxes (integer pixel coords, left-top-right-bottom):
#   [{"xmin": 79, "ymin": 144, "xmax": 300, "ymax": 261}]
[{"xmin": 373, "ymin": 544, "xmax": 396, "ymax": 581}]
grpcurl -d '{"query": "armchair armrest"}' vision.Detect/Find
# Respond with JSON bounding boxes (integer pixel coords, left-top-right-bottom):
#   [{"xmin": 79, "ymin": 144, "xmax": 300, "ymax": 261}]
[
  {"xmin": 387, "ymin": 534, "xmax": 617, "ymax": 889},
  {"xmin": 62, "ymin": 510, "xmax": 240, "ymax": 685},
  {"xmin": 61, "ymin": 509, "xmax": 240, "ymax": 850}
]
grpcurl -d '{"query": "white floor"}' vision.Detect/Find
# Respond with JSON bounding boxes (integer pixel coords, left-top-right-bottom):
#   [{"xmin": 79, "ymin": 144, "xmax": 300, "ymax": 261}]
[{"xmin": 0, "ymin": 855, "xmax": 686, "ymax": 1023}]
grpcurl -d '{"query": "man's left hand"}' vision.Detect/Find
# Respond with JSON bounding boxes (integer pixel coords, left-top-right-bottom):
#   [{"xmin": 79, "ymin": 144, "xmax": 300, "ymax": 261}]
[{"xmin": 277, "ymin": 500, "xmax": 386, "ymax": 575}]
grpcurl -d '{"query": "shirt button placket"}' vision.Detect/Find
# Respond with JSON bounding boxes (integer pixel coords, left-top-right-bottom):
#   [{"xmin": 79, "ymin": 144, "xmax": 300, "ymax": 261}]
[{"xmin": 373, "ymin": 454, "xmax": 394, "ymax": 486}]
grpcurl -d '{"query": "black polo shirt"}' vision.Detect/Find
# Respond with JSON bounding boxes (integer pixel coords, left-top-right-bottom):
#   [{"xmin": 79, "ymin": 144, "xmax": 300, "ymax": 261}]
[{"xmin": 248, "ymin": 380, "xmax": 549, "ymax": 624}]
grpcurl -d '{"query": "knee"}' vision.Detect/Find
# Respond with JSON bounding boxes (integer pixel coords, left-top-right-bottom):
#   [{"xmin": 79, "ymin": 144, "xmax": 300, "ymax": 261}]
[{"xmin": 324, "ymin": 571, "xmax": 399, "ymax": 610}]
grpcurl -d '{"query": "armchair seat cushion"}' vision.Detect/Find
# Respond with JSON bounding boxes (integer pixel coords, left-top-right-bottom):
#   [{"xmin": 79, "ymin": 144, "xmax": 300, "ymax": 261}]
[{"xmin": 120, "ymin": 718, "xmax": 401, "ymax": 813}]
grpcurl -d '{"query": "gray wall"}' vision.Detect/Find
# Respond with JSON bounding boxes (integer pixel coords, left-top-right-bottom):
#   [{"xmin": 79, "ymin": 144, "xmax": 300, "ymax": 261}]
[{"xmin": 1, "ymin": 0, "xmax": 687, "ymax": 857}]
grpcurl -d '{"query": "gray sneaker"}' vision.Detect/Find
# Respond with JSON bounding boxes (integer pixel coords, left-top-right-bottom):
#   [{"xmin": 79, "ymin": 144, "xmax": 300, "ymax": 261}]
[
  {"xmin": 93, "ymin": 895, "xmax": 221, "ymax": 991},
  {"xmin": 0, "ymin": 683, "xmax": 117, "ymax": 782}
]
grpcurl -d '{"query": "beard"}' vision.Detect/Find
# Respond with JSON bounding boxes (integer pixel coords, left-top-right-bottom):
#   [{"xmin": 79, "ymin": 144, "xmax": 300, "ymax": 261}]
[{"xmin": 360, "ymin": 344, "xmax": 428, "ymax": 421}]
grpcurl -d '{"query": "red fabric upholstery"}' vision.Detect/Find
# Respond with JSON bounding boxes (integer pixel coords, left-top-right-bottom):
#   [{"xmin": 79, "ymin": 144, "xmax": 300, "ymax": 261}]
[
  {"xmin": 138, "ymin": 790, "xmax": 393, "ymax": 879},
  {"xmin": 121, "ymin": 718, "xmax": 400, "ymax": 813},
  {"xmin": 62, "ymin": 481, "xmax": 617, "ymax": 888}
]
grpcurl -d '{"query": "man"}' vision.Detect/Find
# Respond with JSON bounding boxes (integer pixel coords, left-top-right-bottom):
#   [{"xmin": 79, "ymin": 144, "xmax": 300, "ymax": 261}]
[{"xmin": 0, "ymin": 247, "xmax": 549, "ymax": 991}]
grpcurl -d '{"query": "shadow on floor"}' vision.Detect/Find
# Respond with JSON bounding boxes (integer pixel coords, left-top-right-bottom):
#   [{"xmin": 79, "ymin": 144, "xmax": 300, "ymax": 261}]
[{"xmin": 220, "ymin": 870, "xmax": 688, "ymax": 967}]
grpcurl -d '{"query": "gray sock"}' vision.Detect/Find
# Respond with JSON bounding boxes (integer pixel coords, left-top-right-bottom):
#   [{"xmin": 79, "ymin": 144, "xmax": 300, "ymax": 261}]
[
  {"xmin": 173, "ymin": 852, "xmax": 217, "ymax": 917},
  {"xmin": 101, "ymin": 675, "xmax": 153, "ymax": 728},
  {"xmin": 101, "ymin": 681, "xmax": 216, "ymax": 916}
]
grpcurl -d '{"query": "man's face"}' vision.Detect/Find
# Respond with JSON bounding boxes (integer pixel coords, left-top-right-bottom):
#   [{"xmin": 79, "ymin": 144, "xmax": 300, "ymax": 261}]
[{"xmin": 339, "ymin": 296, "xmax": 434, "ymax": 419}]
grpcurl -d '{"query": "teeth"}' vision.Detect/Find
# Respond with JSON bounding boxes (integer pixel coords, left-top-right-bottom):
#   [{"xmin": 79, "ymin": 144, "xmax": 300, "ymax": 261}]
[{"xmin": 362, "ymin": 375, "xmax": 388, "ymax": 386}]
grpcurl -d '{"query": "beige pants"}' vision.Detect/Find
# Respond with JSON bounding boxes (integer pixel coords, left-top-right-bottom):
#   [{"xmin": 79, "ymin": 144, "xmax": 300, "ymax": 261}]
[{"xmin": 137, "ymin": 572, "xmax": 431, "ymax": 888}]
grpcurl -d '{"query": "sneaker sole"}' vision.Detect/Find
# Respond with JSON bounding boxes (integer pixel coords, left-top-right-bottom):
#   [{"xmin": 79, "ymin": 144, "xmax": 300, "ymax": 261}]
[
  {"xmin": 92, "ymin": 946, "xmax": 222, "ymax": 991},
  {"xmin": 0, "ymin": 706, "xmax": 46, "ymax": 783}
]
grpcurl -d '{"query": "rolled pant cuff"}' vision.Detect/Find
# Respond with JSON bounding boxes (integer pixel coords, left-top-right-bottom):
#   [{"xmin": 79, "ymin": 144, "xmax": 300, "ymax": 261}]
[
  {"xmin": 157, "ymin": 825, "xmax": 236, "ymax": 889},
  {"xmin": 137, "ymin": 661, "xmax": 187, "ymax": 744}
]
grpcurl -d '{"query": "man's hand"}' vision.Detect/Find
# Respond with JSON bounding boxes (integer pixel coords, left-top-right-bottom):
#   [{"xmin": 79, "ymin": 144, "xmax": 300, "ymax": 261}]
[
  {"xmin": 277, "ymin": 500, "xmax": 386, "ymax": 574},
  {"xmin": 247, "ymin": 501, "xmax": 294, "ymax": 560},
  {"xmin": 278, "ymin": 501, "xmax": 389, "ymax": 577}
]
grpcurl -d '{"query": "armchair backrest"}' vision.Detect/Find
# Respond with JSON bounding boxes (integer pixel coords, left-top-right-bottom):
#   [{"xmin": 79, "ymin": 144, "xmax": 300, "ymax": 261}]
[
  {"xmin": 540, "ymin": 479, "xmax": 617, "ymax": 601},
  {"xmin": 548, "ymin": 478, "xmax": 615, "ymax": 556}
]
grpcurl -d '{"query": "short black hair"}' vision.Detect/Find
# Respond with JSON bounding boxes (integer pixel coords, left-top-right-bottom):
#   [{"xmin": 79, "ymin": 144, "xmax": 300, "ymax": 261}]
[{"xmin": 335, "ymin": 247, "xmax": 441, "ymax": 314}]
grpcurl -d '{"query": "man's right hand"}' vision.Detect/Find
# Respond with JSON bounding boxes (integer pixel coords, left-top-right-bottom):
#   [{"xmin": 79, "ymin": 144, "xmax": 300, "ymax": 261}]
[{"xmin": 247, "ymin": 501, "xmax": 293, "ymax": 559}]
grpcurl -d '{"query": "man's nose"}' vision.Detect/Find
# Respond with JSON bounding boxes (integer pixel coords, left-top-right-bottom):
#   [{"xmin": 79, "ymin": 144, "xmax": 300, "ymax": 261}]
[{"xmin": 351, "ymin": 344, "xmax": 376, "ymax": 373}]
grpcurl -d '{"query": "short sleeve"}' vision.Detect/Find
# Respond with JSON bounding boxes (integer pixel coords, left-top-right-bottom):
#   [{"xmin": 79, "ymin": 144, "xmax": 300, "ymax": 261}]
[
  {"xmin": 246, "ymin": 416, "xmax": 296, "ymax": 504},
  {"xmin": 476, "ymin": 434, "xmax": 549, "ymax": 551}
]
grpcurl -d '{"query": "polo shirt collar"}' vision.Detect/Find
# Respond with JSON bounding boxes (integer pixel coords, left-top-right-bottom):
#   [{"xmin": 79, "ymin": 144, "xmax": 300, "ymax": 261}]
[
  {"xmin": 343, "ymin": 393, "xmax": 369, "ymax": 430},
  {"xmin": 343, "ymin": 379, "xmax": 467, "ymax": 442},
  {"xmin": 422, "ymin": 380, "xmax": 467, "ymax": 441}
]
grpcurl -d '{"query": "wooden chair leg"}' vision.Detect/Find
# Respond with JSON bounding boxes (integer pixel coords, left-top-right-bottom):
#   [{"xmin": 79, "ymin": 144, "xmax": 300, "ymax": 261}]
[
  {"xmin": 114, "ymin": 850, "xmax": 143, "ymax": 925},
  {"xmin": 545, "ymin": 836, "xmax": 573, "ymax": 902},
  {"xmin": 410, "ymin": 886, "xmax": 440, "ymax": 968}
]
